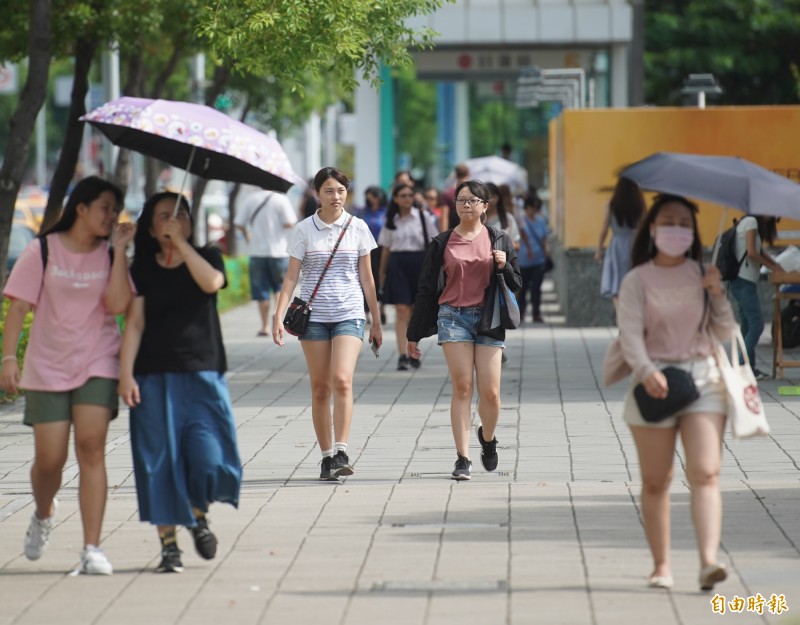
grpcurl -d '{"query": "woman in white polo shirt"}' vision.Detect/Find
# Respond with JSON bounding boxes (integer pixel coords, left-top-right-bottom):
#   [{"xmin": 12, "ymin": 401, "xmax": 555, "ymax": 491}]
[{"xmin": 272, "ymin": 167, "xmax": 382, "ymax": 481}]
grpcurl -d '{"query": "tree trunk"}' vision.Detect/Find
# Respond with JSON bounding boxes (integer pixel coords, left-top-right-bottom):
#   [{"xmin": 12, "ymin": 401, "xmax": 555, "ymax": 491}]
[
  {"xmin": 112, "ymin": 47, "xmax": 145, "ymax": 195},
  {"xmin": 225, "ymin": 97, "xmax": 251, "ymax": 257},
  {"xmin": 0, "ymin": 0, "xmax": 52, "ymax": 281},
  {"xmin": 41, "ymin": 38, "xmax": 97, "ymax": 232}
]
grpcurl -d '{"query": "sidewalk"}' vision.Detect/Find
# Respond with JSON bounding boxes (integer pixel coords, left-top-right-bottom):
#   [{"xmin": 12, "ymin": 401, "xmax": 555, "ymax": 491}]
[{"xmin": 1, "ymin": 302, "xmax": 798, "ymax": 625}]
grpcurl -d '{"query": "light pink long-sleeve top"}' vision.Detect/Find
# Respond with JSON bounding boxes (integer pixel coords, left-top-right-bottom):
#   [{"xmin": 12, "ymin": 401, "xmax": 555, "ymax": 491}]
[{"xmin": 617, "ymin": 260, "xmax": 736, "ymax": 382}]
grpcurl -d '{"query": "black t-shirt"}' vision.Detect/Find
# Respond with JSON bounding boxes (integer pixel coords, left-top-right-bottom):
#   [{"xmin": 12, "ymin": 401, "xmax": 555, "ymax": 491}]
[{"xmin": 131, "ymin": 247, "xmax": 228, "ymax": 375}]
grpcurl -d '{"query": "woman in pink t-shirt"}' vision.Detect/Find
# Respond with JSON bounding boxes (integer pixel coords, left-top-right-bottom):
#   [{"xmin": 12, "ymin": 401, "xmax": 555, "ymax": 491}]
[
  {"xmin": 407, "ymin": 180, "xmax": 522, "ymax": 481},
  {"xmin": 0, "ymin": 176, "xmax": 135, "ymax": 576},
  {"xmin": 607, "ymin": 194, "xmax": 736, "ymax": 592}
]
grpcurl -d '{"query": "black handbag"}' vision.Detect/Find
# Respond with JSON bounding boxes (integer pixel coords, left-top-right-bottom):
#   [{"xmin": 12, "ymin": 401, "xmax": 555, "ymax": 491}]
[
  {"xmin": 633, "ymin": 366, "xmax": 700, "ymax": 422},
  {"xmin": 283, "ymin": 215, "xmax": 353, "ymax": 337},
  {"xmin": 478, "ymin": 236, "xmax": 521, "ymax": 333}
]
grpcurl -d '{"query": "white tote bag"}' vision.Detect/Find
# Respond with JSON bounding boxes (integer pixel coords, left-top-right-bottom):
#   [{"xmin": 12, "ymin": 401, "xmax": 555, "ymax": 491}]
[{"xmin": 714, "ymin": 328, "xmax": 770, "ymax": 439}]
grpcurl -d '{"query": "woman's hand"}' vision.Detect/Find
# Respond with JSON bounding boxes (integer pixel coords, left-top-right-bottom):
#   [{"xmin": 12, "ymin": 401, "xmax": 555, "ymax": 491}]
[
  {"xmin": 642, "ymin": 370, "xmax": 668, "ymax": 399},
  {"xmin": 118, "ymin": 375, "xmax": 140, "ymax": 407},
  {"xmin": 272, "ymin": 314, "xmax": 284, "ymax": 347},
  {"xmin": 702, "ymin": 265, "xmax": 724, "ymax": 297},
  {"xmin": 112, "ymin": 222, "xmax": 136, "ymax": 249},
  {"xmin": 163, "ymin": 218, "xmax": 188, "ymax": 246},
  {"xmin": 407, "ymin": 340, "xmax": 422, "ymax": 360},
  {"xmin": 492, "ymin": 249, "xmax": 507, "ymax": 270},
  {"xmin": 594, "ymin": 248, "xmax": 604, "ymax": 263},
  {"xmin": 368, "ymin": 324, "xmax": 382, "ymax": 350},
  {"xmin": 1, "ymin": 360, "xmax": 20, "ymax": 395}
]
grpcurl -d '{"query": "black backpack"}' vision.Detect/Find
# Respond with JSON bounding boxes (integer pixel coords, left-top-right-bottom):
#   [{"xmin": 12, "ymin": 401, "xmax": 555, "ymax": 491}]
[{"xmin": 714, "ymin": 220, "xmax": 746, "ymax": 281}]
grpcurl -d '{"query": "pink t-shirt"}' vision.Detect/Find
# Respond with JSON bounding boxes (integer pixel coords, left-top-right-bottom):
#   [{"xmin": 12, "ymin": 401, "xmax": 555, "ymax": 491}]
[
  {"xmin": 4, "ymin": 234, "xmax": 122, "ymax": 391},
  {"xmin": 439, "ymin": 228, "xmax": 493, "ymax": 307}
]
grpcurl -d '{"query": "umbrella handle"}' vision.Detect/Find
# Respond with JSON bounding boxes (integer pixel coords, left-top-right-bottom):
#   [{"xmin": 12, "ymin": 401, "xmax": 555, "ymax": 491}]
[{"xmin": 166, "ymin": 145, "xmax": 198, "ymax": 265}]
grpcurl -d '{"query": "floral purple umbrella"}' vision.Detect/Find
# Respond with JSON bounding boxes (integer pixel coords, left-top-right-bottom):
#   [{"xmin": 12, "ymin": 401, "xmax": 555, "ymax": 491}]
[{"xmin": 80, "ymin": 96, "xmax": 304, "ymax": 193}]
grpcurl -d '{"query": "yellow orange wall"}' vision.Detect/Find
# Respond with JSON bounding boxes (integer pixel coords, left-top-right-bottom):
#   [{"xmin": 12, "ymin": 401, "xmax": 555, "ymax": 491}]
[{"xmin": 549, "ymin": 106, "xmax": 800, "ymax": 249}]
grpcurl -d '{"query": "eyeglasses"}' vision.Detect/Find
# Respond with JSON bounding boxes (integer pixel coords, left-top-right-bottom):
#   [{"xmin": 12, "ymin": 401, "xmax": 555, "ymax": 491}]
[{"xmin": 455, "ymin": 197, "xmax": 484, "ymax": 207}]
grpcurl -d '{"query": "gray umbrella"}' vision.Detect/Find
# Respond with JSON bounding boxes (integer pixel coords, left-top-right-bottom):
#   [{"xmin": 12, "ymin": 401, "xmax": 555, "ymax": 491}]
[{"xmin": 619, "ymin": 152, "xmax": 800, "ymax": 219}]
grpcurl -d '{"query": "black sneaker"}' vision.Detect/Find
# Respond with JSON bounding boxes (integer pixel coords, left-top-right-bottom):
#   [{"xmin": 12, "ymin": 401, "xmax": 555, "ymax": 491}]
[
  {"xmin": 156, "ymin": 542, "xmax": 184, "ymax": 573},
  {"xmin": 477, "ymin": 425, "xmax": 499, "ymax": 472},
  {"xmin": 397, "ymin": 355, "xmax": 409, "ymax": 371},
  {"xmin": 190, "ymin": 517, "xmax": 217, "ymax": 560},
  {"xmin": 753, "ymin": 368, "xmax": 770, "ymax": 381},
  {"xmin": 408, "ymin": 356, "xmax": 421, "ymax": 369},
  {"xmin": 319, "ymin": 456, "xmax": 337, "ymax": 481},
  {"xmin": 331, "ymin": 450, "xmax": 354, "ymax": 478},
  {"xmin": 451, "ymin": 454, "xmax": 472, "ymax": 480}
]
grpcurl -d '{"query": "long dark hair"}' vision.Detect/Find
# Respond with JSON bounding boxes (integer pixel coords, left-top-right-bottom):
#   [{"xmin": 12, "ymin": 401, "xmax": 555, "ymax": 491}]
[
  {"xmin": 42, "ymin": 176, "xmax": 123, "ymax": 236},
  {"xmin": 133, "ymin": 192, "xmax": 193, "ymax": 267},
  {"xmin": 486, "ymin": 182, "xmax": 509, "ymax": 229},
  {"xmin": 454, "ymin": 180, "xmax": 490, "ymax": 224},
  {"xmin": 610, "ymin": 177, "xmax": 645, "ymax": 228},
  {"xmin": 384, "ymin": 183, "xmax": 414, "ymax": 230},
  {"xmin": 631, "ymin": 194, "xmax": 702, "ymax": 268},
  {"xmin": 756, "ymin": 216, "xmax": 778, "ymax": 245}
]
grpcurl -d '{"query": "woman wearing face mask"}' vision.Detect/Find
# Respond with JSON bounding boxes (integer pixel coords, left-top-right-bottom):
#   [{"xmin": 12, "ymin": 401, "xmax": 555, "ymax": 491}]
[{"xmin": 608, "ymin": 194, "xmax": 736, "ymax": 592}]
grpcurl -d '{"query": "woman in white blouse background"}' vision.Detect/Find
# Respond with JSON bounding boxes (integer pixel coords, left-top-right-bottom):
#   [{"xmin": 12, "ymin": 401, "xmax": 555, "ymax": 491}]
[
  {"xmin": 272, "ymin": 167, "xmax": 382, "ymax": 481},
  {"xmin": 378, "ymin": 183, "xmax": 437, "ymax": 370}
]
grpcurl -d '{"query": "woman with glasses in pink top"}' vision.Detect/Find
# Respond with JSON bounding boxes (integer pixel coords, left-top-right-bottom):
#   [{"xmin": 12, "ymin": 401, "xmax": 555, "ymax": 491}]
[
  {"xmin": 607, "ymin": 194, "xmax": 736, "ymax": 592},
  {"xmin": 407, "ymin": 180, "xmax": 521, "ymax": 480}
]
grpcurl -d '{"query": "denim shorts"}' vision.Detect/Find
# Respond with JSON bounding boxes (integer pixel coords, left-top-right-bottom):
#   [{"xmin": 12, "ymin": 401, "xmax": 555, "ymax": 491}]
[
  {"xmin": 249, "ymin": 256, "xmax": 288, "ymax": 300},
  {"xmin": 300, "ymin": 318, "xmax": 365, "ymax": 342},
  {"xmin": 436, "ymin": 304, "xmax": 504, "ymax": 348}
]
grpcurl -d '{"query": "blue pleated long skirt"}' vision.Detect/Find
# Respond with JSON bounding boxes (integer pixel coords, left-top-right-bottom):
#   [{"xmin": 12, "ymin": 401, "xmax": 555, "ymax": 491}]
[{"xmin": 130, "ymin": 371, "xmax": 242, "ymax": 527}]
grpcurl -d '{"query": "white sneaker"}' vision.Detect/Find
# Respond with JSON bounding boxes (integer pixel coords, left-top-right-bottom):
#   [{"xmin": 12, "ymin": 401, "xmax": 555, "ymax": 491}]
[
  {"xmin": 24, "ymin": 498, "xmax": 58, "ymax": 560},
  {"xmin": 79, "ymin": 545, "xmax": 113, "ymax": 575}
]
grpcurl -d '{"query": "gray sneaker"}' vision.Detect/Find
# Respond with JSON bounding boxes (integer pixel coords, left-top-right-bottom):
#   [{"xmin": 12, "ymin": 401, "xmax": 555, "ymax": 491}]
[
  {"xmin": 451, "ymin": 454, "xmax": 472, "ymax": 481},
  {"xmin": 24, "ymin": 498, "xmax": 58, "ymax": 560}
]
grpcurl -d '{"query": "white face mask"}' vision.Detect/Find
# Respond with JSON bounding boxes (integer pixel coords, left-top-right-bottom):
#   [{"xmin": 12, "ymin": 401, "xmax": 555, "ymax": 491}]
[{"xmin": 653, "ymin": 226, "xmax": 694, "ymax": 258}]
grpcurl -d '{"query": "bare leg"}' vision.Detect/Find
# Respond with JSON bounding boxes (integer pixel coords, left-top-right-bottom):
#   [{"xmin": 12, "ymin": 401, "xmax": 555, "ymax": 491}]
[
  {"xmin": 680, "ymin": 412, "xmax": 726, "ymax": 568},
  {"xmin": 442, "ymin": 342, "xmax": 476, "ymax": 456},
  {"xmin": 30, "ymin": 421, "xmax": 70, "ymax": 519},
  {"xmin": 630, "ymin": 425, "xmax": 678, "ymax": 581},
  {"xmin": 301, "ymin": 340, "xmax": 333, "ymax": 451},
  {"xmin": 258, "ymin": 299, "xmax": 271, "ymax": 334},
  {"xmin": 473, "ymin": 345, "xmax": 503, "ymax": 442},
  {"xmin": 395, "ymin": 304, "xmax": 412, "ymax": 356},
  {"xmin": 72, "ymin": 404, "xmax": 111, "ymax": 547},
  {"xmin": 330, "ymin": 334, "xmax": 363, "ymax": 443}
]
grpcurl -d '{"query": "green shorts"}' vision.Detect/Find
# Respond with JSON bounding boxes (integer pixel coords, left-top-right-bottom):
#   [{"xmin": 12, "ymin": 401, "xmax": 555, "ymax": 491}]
[{"xmin": 24, "ymin": 377, "xmax": 119, "ymax": 426}]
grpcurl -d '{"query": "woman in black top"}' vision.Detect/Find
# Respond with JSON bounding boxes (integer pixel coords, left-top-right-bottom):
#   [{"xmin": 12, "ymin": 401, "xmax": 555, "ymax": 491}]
[{"xmin": 118, "ymin": 192, "xmax": 242, "ymax": 574}]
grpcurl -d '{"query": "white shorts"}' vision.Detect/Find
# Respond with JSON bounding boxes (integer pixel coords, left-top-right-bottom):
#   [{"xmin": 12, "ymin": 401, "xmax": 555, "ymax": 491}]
[{"xmin": 622, "ymin": 356, "xmax": 728, "ymax": 429}]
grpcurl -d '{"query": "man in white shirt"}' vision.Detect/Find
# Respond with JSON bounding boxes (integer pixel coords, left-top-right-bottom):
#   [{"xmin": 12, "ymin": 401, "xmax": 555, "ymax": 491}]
[{"xmin": 235, "ymin": 190, "xmax": 297, "ymax": 336}]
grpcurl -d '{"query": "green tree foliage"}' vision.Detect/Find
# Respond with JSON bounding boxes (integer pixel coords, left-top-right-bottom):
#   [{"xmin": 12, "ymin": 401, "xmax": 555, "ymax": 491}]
[
  {"xmin": 197, "ymin": 0, "xmax": 446, "ymax": 92},
  {"xmin": 395, "ymin": 64, "xmax": 437, "ymax": 175},
  {"xmin": 645, "ymin": 0, "xmax": 800, "ymax": 104}
]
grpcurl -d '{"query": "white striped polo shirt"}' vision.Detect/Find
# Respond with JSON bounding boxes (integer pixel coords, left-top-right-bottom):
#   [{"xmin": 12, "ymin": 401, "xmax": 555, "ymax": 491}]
[{"xmin": 288, "ymin": 210, "xmax": 377, "ymax": 323}]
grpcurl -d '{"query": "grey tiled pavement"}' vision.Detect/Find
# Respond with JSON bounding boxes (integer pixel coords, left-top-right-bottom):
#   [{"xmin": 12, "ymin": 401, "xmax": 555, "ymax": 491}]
[{"xmin": 1, "ymin": 302, "xmax": 799, "ymax": 625}]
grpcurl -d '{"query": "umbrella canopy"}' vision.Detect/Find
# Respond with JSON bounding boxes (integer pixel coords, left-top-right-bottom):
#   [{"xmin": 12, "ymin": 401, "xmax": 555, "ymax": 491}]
[
  {"xmin": 464, "ymin": 155, "xmax": 529, "ymax": 194},
  {"xmin": 80, "ymin": 97, "xmax": 304, "ymax": 193},
  {"xmin": 619, "ymin": 152, "xmax": 800, "ymax": 220}
]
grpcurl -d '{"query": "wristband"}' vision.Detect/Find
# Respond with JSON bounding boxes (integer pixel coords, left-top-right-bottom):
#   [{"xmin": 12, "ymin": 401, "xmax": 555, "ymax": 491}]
[{"xmin": 2, "ymin": 355, "xmax": 17, "ymax": 363}]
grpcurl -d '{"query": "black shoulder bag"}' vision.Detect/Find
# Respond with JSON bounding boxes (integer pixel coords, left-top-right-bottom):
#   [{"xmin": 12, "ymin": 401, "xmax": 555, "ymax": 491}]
[{"xmin": 283, "ymin": 215, "xmax": 353, "ymax": 336}]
